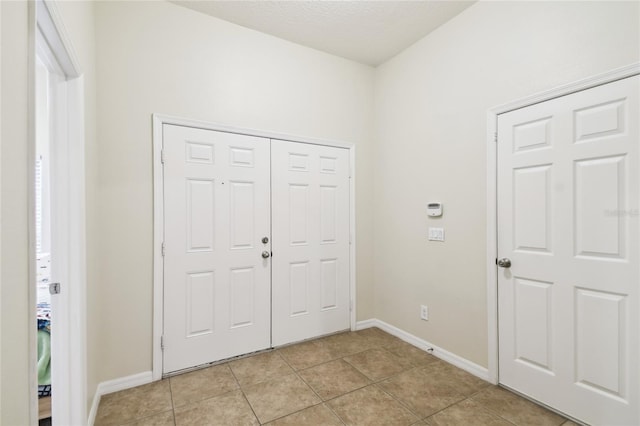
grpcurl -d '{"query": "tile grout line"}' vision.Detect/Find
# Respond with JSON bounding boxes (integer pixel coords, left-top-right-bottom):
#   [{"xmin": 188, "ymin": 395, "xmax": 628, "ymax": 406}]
[
  {"xmin": 290, "ymin": 335, "xmax": 405, "ymax": 374},
  {"xmin": 227, "ymin": 361, "xmax": 263, "ymax": 425},
  {"xmin": 116, "ymin": 408, "xmax": 176, "ymax": 426},
  {"xmin": 372, "ymin": 361, "xmax": 485, "ymax": 422},
  {"xmin": 372, "ymin": 379, "xmax": 427, "ymax": 421},
  {"xmin": 285, "ymin": 334, "xmax": 440, "ymax": 424},
  {"xmin": 319, "ymin": 373, "xmax": 420, "ymax": 421},
  {"xmin": 276, "ymin": 339, "xmax": 408, "ymax": 425},
  {"xmin": 289, "ymin": 346, "xmax": 347, "ymax": 425},
  {"xmin": 169, "ymin": 365, "xmax": 257, "ymax": 423},
  {"xmin": 239, "ymin": 390, "xmax": 261, "ymax": 425},
  {"xmin": 167, "ymin": 377, "xmax": 177, "ymax": 426},
  {"xmin": 97, "ymin": 382, "xmax": 177, "ymax": 426},
  {"xmin": 418, "ymin": 394, "xmax": 480, "ymax": 423},
  {"xmin": 275, "ymin": 335, "xmax": 399, "ymax": 423},
  {"xmin": 280, "ymin": 352, "xmax": 334, "ymax": 424},
  {"xmin": 413, "ymin": 371, "xmax": 493, "ymax": 422},
  {"xmin": 344, "ymin": 346, "xmax": 441, "ymax": 386},
  {"xmin": 465, "ymin": 386, "xmax": 567, "ymax": 426},
  {"xmin": 339, "ymin": 346, "xmax": 406, "ymax": 381},
  {"xmin": 246, "ymin": 351, "xmax": 327, "ymax": 425},
  {"xmin": 261, "ymin": 352, "xmax": 313, "ymax": 425}
]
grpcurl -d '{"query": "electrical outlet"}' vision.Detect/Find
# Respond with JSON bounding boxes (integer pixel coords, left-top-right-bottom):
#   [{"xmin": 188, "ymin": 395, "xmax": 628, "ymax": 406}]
[{"xmin": 420, "ymin": 305, "xmax": 429, "ymax": 321}]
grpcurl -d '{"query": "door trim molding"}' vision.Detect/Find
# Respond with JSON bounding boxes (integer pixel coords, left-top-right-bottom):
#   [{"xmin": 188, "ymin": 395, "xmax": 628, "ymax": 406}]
[
  {"xmin": 485, "ymin": 62, "xmax": 640, "ymax": 385},
  {"xmin": 151, "ymin": 114, "xmax": 357, "ymax": 381},
  {"xmin": 30, "ymin": 1, "xmax": 88, "ymax": 424}
]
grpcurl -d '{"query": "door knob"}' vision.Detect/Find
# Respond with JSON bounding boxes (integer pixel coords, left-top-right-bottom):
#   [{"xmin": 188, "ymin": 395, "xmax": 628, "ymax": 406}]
[
  {"xmin": 262, "ymin": 251, "xmax": 271, "ymax": 259},
  {"xmin": 497, "ymin": 258, "xmax": 511, "ymax": 268},
  {"xmin": 262, "ymin": 237, "xmax": 269, "ymax": 244}
]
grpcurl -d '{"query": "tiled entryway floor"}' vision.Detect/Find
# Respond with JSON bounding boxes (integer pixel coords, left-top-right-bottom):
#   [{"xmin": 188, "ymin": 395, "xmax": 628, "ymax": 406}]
[{"xmin": 95, "ymin": 328, "xmax": 576, "ymax": 426}]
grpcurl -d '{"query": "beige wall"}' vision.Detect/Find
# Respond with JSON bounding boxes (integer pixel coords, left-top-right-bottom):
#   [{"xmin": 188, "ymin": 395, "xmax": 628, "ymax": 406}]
[
  {"xmin": 373, "ymin": 1, "xmax": 640, "ymax": 367},
  {"xmin": 92, "ymin": 0, "xmax": 375, "ymax": 385},
  {"xmin": 1, "ymin": 2, "xmax": 31, "ymax": 423}
]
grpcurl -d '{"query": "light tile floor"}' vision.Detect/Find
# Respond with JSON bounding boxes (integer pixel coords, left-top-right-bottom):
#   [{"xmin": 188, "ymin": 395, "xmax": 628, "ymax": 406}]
[{"xmin": 95, "ymin": 328, "xmax": 576, "ymax": 426}]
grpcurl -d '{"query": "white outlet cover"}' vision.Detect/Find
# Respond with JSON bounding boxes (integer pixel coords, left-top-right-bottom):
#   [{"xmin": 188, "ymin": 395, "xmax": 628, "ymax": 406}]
[
  {"xmin": 428, "ymin": 227, "xmax": 445, "ymax": 241},
  {"xmin": 420, "ymin": 305, "xmax": 429, "ymax": 320}
]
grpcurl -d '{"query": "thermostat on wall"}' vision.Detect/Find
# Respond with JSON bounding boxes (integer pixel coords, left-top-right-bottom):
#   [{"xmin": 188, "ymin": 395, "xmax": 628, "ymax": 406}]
[{"xmin": 427, "ymin": 202, "xmax": 443, "ymax": 217}]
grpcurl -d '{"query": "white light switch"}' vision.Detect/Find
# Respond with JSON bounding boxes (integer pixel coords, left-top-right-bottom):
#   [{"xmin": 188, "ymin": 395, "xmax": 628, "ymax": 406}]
[{"xmin": 428, "ymin": 227, "xmax": 445, "ymax": 241}]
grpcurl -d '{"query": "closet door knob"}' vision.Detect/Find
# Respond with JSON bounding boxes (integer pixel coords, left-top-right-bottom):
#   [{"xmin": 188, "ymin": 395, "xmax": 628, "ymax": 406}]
[
  {"xmin": 261, "ymin": 251, "xmax": 271, "ymax": 259},
  {"xmin": 497, "ymin": 258, "xmax": 511, "ymax": 268}
]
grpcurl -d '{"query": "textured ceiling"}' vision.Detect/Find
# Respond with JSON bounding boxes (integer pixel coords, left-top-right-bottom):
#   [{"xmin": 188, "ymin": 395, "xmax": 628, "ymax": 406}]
[{"xmin": 170, "ymin": 1, "xmax": 476, "ymax": 66}]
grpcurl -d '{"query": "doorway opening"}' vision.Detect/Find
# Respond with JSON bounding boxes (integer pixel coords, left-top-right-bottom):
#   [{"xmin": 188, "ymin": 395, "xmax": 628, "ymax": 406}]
[
  {"xmin": 31, "ymin": 0, "xmax": 87, "ymax": 424},
  {"xmin": 152, "ymin": 115, "xmax": 357, "ymax": 380},
  {"xmin": 34, "ymin": 49, "xmax": 55, "ymax": 424}
]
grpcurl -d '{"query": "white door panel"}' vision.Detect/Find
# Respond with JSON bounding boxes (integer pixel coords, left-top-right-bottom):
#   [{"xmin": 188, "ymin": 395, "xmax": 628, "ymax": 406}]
[
  {"xmin": 498, "ymin": 76, "xmax": 639, "ymax": 425},
  {"xmin": 271, "ymin": 140, "xmax": 350, "ymax": 346},
  {"xmin": 163, "ymin": 125, "xmax": 271, "ymax": 374}
]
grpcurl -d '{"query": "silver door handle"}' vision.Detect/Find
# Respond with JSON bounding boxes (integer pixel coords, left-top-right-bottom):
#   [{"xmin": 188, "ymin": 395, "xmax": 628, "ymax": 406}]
[
  {"xmin": 497, "ymin": 258, "xmax": 511, "ymax": 268},
  {"xmin": 49, "ymin": 282, "xmax": 61, "ymax": 295},
  {"xmin": 262, "ymin": 251, "xmax": 271, "ymax": 259}
]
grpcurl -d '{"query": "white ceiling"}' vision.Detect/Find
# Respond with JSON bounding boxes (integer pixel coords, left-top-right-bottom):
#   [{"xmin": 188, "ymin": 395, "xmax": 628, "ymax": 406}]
[{"xmin": 171, "ymin": 1, "xmax": 476, "ymax": 66}]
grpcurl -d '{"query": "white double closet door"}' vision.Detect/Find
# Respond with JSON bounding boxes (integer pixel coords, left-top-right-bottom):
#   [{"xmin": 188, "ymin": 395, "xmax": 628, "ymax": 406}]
[{"xmin": 162, "ymin": 125, "xmax": 350, "ymax": 374}]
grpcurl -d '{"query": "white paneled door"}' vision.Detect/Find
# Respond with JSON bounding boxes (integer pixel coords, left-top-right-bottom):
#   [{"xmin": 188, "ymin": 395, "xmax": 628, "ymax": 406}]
[
  {"xmin": 271, "ymin": 140, "xmax": 351, "ymax": 346},
  {"xmin": 497, "ymin": 76, "xmax": 639, "ymax": 425},
  {"xmin": 162, "ymin": 126, "xmax": 351, "ymax": 374},
  {"xmin": 163, "ymin": 125, "xmax": 271, "ymax": 374}
]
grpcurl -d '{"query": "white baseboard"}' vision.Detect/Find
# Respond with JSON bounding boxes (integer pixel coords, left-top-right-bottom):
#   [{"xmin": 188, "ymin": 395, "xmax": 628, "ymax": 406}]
[
  {"xmin": 88, "ymin": 371, "xmax": 153, "ymax": 426},
  {"xmin": 354, "ymin": 318, "xmax": 378, "ymax": 330},
  {"xmin": 356, "ymin": 318, "xmax": 489, "ymax": 381}
]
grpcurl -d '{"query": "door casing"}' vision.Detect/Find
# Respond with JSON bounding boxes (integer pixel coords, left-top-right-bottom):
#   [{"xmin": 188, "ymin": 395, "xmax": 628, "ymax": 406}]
[
  {"xmin": 29, "ymin": 1, "xmax": 88, "ymax": 424},
  {"xmin": 486, "ymin": 63, "xmax": 640, "ymax": 385},
  {"xmin": 151, "ymin": 114, "xmax": 357, "ymax": 381}
]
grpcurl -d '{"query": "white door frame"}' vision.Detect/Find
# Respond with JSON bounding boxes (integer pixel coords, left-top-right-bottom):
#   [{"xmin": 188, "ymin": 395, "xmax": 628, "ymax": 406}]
[
  {"xmin": 486, "ymin": 62, "xmax": 640, "ymax": 386},
  {"xmin": 152, "ymin": 114, "xmax": 357, "ymax": 381},
  {"xmin": 30, "ymin": 1, "xmax": 87, "ymax": 424}
]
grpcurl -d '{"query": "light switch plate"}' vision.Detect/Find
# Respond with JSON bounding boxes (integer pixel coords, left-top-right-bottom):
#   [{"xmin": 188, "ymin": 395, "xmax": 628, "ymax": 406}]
[{"xmin": 428, "ymin": 227, "xmax": 445, "ymax": 241}]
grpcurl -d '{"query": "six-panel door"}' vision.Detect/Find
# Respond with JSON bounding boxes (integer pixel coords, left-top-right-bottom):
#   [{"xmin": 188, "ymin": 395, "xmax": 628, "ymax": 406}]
[
  {"xmin": 162, "ymin": 127, "xmax": 352, "ymax": 374},
  {"xmin": 271, "ymin": 140, "xmax": 351, "ymax": 346},
  {"xmin": 497, "ymin": 76, "xmax": 639, "ymax": 425},
  {"xmin": 163, "ymin": 125, "xmax": 272, "ymax": 374}
]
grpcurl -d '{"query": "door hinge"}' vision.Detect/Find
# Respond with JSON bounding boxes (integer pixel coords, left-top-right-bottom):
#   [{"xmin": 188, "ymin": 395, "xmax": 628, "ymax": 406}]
[
  {"xmin": 49, "ymin": 282, "xmax": 61, "ymax": 295},
  {"xmin": 160, "ymin": 149, "xmax": 165, "ymax": 164},
  {"xmin": 162, "ymin": 242, "xmax": 166, "ymax": 257},
  {"xmin": 349, "ymin": 233, "xmax": 352, "ymax": 245},
  {"xmin": 161, "ymin": 335, "xmax": 165, "ymax": 351},
  {"xmin": 494, "ymin": 132, "xmax": 498, "ymax": 143},
  {"xmin": 349, "ymin": 300, "xmax": 353, "ymax": 313}
]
